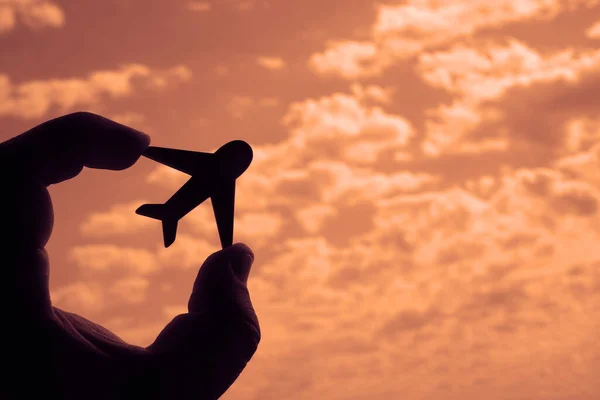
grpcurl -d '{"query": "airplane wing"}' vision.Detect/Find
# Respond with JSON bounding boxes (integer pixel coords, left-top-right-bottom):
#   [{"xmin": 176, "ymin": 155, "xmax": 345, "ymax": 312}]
[
  {"xmin": 143, "ymin": 146, "xmax": 214, "ymax": 175},
  {"xmin": 210, "ymin": 179, "xmax": 236, "ymax": 249}
]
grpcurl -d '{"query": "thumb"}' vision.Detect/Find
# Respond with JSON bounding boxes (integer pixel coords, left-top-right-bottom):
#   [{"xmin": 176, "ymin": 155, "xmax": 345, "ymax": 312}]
[
  {"xmin": 188, "ymin": 243, "xmax": 255, "ymax": 315},
  {"xmin": 146, "ymin": 243, "xmax": 260, "ymax": 399}
]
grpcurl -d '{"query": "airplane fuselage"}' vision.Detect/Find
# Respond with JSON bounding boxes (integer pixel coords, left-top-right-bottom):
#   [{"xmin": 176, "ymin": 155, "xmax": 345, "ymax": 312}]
[
  {"xmin": 161, "ymin": 140, "xmax": 253, "ymax": 221},
  {"xmin": 163, "ymin": 175, "xmax": 209, "ymax": 220}
]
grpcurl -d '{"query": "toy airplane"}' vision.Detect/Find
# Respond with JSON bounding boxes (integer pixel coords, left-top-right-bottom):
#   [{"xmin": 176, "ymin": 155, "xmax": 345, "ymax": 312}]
[{"xmin": 136, "ymin": 140, "xmax": 253, "ymax": 249}]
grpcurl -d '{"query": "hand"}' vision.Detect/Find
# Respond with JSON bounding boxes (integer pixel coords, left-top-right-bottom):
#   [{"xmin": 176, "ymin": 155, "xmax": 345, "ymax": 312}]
[{"xmin": 1, "ymin": 112, "xmax": 260, "ymax": 400}]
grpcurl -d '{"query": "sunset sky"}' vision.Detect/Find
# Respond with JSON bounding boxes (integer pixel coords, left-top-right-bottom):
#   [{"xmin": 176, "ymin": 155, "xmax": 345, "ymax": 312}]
[{"xmin": 2, "ymin": 0, "xmax": 600, "ymax": 398}]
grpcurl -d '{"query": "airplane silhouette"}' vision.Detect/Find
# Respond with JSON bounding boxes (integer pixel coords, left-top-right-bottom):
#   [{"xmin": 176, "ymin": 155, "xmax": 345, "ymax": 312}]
[{"xmin": 136, "ymin": 140, "xmax": 253, "ymax": 248}]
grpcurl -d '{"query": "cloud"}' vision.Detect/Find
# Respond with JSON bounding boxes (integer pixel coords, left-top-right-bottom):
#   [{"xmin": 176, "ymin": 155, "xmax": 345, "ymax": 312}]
[
  {"xmin": 0, "ymin": 5, "xmax": 16, "ymax": 32},
  {"xmin": 234, "ymin": 211, "xmax": 284, "ymax": 246},
  {"xmin": 257, "ymin": 56, "xmax": 286, "ymax": 70},
  {"xmin": 80, "ymin": 200, "xmax": 153, "ymax": 238},
  {"xmin": 306, "ymin": 160, "xmax": 439, "ymax": 204},
  {"xmin": 372, "ymin": 0, "xmax": 568, "ymax": 46},
  {"xmin": 556, "ymin": 141, "xmax": 600, "ymax": 188},
  {"xmin": 77, "ymin": 201, "xmax": 224, "ymax": 270},
  {"xmin": 373, "ymin": 187, "xmax": 492, "ymax": 255},
  {"xmin": 586, "ymin": 20, "xmax": 600, "ymax": 38},
  {"xmin": 186, "ymin": 1, "xmax": 211, "ymax": 12},
  {"xmin": 227, "ymin": 95, "xmax": 279, "ymax": 118},
  {"xmin": 106, "ymin": 321, "xmax": 166, "ymax": 347},
  {"xmin": 416, "ymin": 40, "xmax": 600, "ymax": 156},
  {"xmin": 0, "ymin": 63, "xmax": 192, "ymax": 119},
  {"xmin": 492, "ymin": 167, "xmax": 600, "ymax": 219},
  {"xmin": 249, "ymin": 157, "xmax": 436, "ymax": 212},
  {"xmin": 156, "ymin": 233, "xmax": 216, "ymax": 270},
  {"xmin": 450, "ymin": 66, "xmax": 600, "ymax": 164},
  {"xmin": 50, "ymin": 282, "xmax": 104, "ymax": 313},
  {"xmin": 379, "ymin": 308, "xmax": 442, "ymax": 337},
  {"xmin": 234, "ymin": 0, "xmax": 257, "ymax": 11},
  {"xmin": 241, "ymin": 198, "xmax": 599, "ymax": 397},
  {"xmin": 350, "ymin": 83, "xmax": 393, "ymax": 105},
  {"xmin": 282, "ymin": 90, "xmax": 414, "ymax": 164},
  {"xmin": 309, "ymin": 41, "xmax": 391, "ymax": 79},
  {"xmin": 309, "ymin": 0, "xmax": 597, "ymax": 80},
  {"xmin": 359, "ymin": 169, "xmax": 600, "ymax": 363},
  {"xmin": 295, "ymin": 204, "xmax": 337, "ymax": 234},
  {"xmin": 421, "ymin": 101, "xmax": 506, "ymax": 156},
  {"xmin": 109, "ymin": 276, "xmax": 150, "ymax": 304},
  {"xmin": 108, "ymin": 112, "xmax": 146, "ymax": 128},
  {"xmin": 308, "ymin": 0, "xmax": 599, "ymax": 79},
  {"xmin": 368, "ymin": 165, "xmax": 600, "ymax": 289},
  {"xmin": 175, "ymin": 203, "xmax": 284, "ymax": 248},
  {"xmin": 146, "ymin": 65, "xmax": 192, "ymax": 91},
  {"xmin": 562, "ymin": 117, "xmax": 600, "ymax": 153},
  {"xmin": 80, "ymin": 194, "xmax": 283, "ymax": 254},
  {"xmin": 162, "ymin": 304, "xmax": 187, "ymax": 318},
  {"xmin": 68, "ymin": 244, "xmax": 159, "ymax": 275},
  {"xmin": 255, "ymin": 236, "xmax": 335, "ymax": 290},
  {"xmin": 0, "ymin": 0, "xmax": 64, "ymax": 34},
  {"xmin": 147, "ymin": 164, "xmax": 188, "ymax": 189},
  {"xmin": 416, "ymin": 40, "xmax": 600, "ymax": 102}
]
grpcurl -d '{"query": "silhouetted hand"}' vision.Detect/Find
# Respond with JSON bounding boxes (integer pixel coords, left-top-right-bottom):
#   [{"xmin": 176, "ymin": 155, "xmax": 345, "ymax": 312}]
[{"xmin": 1, "ymin": 112, "xmax": 260, "ymax": 400}]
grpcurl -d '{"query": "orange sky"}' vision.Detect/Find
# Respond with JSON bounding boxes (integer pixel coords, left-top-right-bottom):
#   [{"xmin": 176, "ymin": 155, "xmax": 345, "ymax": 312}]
[{"xmin": 2, "ymin": 0, "xmax": 600, "ymax": 399}]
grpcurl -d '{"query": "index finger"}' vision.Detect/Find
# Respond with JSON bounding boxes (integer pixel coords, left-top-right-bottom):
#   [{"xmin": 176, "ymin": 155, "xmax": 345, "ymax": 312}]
[
  {"xmin": 0, "ymin": 112, "xmax": 151, "ymax": 185},
  {"xmin": 0, "ymin": 112, "xmax": 151, "ymax": 317}
]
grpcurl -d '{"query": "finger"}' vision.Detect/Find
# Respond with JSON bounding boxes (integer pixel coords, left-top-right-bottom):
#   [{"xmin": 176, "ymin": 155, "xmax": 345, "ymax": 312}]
[
  {"xmin": 1, "ymin": 112, "xmax": 151, "ymax": 249},
  {"xmin": 0, "ymin": 112, "xmax": 150, "ymax": 318},
  {"xmin": 146, "ymin": 243, "xmax": 260, "ymax": 399},
  {"xmin": 188, "ymin": 242, "xmax": 255, "ymax": 315},
  {"xmin": 0, "ymin": 111, "xmax": 150, "ymax": 186}
]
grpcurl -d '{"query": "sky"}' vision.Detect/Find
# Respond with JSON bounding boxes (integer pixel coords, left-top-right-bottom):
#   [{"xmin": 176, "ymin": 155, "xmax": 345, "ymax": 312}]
[{"xmin": 1, "ymin": 0, "xmax": 600, "ymax": 398}]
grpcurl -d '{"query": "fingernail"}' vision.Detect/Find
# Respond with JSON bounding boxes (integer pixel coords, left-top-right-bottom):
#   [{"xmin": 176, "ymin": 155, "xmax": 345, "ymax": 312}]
[
  {"xmin": 108, "ymin": 115, "xmax": 150, "ymax": 145},
  {"xmin": 140, "ymin": 130, "xmax": 151, "ymax": 141},
  {"xmin": 136, "ymin": 130, "xmax": 151, "ymax": 147},
  {"xmin": 230, "ymin": 252, "xmax": 254, "ymax": 283}
]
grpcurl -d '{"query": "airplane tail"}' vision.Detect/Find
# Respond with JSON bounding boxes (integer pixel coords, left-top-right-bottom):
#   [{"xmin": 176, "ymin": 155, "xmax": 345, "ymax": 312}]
[{"xmin": 135, "ymin": 203, "xmax": 178, "ymax": 248}]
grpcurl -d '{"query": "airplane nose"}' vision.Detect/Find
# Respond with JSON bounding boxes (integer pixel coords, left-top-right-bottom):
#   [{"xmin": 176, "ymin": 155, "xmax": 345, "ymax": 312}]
[{"xmin": 215, "ymin": 140, "xmax": 253, "ymax": 179}]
